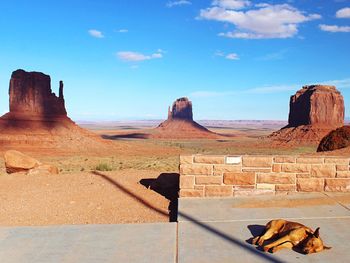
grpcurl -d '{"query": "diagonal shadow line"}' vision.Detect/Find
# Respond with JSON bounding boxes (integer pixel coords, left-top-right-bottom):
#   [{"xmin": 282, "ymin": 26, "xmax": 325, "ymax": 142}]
[
  {"xmin": 92, "ymin": 171, "xmax": 283, "ymax": 263},
  {"xmin": 91, "ymin": 171, "xmax": 169, "ymax": 217}
]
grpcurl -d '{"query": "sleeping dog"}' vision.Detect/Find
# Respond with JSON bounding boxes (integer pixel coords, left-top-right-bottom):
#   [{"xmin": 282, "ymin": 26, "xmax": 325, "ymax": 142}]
[{"xmin": 252, "ymin": 219, "xmax": 331, "ymax": 254}]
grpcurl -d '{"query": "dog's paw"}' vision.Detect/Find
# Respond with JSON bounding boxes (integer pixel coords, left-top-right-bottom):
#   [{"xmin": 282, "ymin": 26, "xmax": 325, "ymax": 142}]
[
  {"xmin": 271, "ymin": 247, "xmax": 278, "ymax": 253},
  {"xmin": 263, "ymin": 246, "xmax": 270, "ymax": 252},
  {"xmin": 258, "ymin": 239, "xmax": 265, "ymax": 246},
  {"xmin": 252, "ymin": 236, "xmax": 259, "ymax": 245}
]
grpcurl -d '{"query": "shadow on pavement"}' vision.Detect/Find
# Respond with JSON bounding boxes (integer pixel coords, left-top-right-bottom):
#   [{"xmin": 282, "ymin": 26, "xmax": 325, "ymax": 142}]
[{"xmin": 92, "ymin": 171, "xmax": 284, "ymax": 263}]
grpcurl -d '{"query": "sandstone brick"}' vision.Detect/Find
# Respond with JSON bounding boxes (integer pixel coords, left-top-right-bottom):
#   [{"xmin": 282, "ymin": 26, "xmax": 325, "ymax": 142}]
[
  {"xmin": 194, "ymin": 155, "xmax": 225, "ymax": 164},
  {"xmin": 296, "ymin": 173, "xmax": 310, "ymax": 178},
  {"xmin": 297, "ymin": 178, "xmax": 324, "ymax": 192},
  {"xmin": 242, "ymin": 156, "xmax": 272, "ymax": 167},
  {"xmin": 194, "ymin": 185, "xmax": 204, "ymax": 190},
  {"xmin": 281, "ymin": 163, "xmax": 311, "ymax": 173},
  {"xmin": 272, "ymin": 164, "xmax": 282, "ymax": 173},
  {"xmin": 336, "ymin": 165, "xmax": 349, "ymax": 171},
  {"xmin": 225, "ymin": 156, "xmax": 242, "ymax": 165},
  {"xmin": 223, "ymin": 172, "xmax": 255, "ymax": 185},
  {"xmin": 275, "ymin": 184, "xmax": 296, "ymax": 192},
  {"xmin": 195, "ymin": 176, "xmax": 222, "ymax": 185},
  {"xmin": 256, "ymin": 183, "xmax": 275, "ymax": 191},
  {"xmin": 180, "ymin": 175, "xmax": 195, "ymax": 189},
  {"xmin": 242, "ymin": 168, "xmax": 272, "ymax": 173},
  {"xmin": 233, "ymin": 189, "xmax": 274, "ymax": 197},
  {"xmin": 297, "ymin": 157, "xmax": 324, "ymax": 164},
  {"xmin": 336, "ymin": 171, "xmax": 350, "ymax": 178},
  {"xmin": 233, "ymin": 185, "xmax": 255, "ymax": 190},
  {"xmin": 205, "ymin": 186, "xmax": 233, "ymax": 197},
  {"xmin": 180, "ymin": 164, "xmax": 213, "ymax": 175},
  {"xmin": 310, "ymin": 165, "xmax": 336, "ymax": 178},
  {"xmin": 180, "ymin": 189, "xmax": 203, "ymax": 197},
  {"xmin": 274, "ymin": 156, "xmax": 296, "ymax": 163},
  {"xmin": 257, "ymin": 173, "xmax": 295, "ymax": 184},
  {"xmin": 324, "ymin": 158, "xmax": 349, "ymax": 164},
  {"xmin": 325, "ymin": 179, "xmax": 350, "ymax": 192},
  {"xmin": 213, "ymin": 165, "xmax": 241, "ymax": 175},
  {"xmin": 180, "ymin": 155, "xmax": 193, "ymax": 164}
]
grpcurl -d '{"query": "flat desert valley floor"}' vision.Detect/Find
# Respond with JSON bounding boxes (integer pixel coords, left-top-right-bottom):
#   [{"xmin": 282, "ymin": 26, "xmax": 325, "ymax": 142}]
[{"xmin": 0, "ymin": 120, "xmax": 343, "ymax": 226}]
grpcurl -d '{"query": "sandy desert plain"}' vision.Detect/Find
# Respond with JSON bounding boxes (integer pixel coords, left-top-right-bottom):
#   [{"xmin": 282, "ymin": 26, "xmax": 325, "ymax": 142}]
[{"xmin": 2, "ymin": 118, "xmax": 347, "ymax": 227}]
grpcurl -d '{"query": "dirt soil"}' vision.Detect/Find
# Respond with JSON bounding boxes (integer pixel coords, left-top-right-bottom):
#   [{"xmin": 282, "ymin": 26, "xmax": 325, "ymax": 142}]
[{"xmin": 1, "ymin": 120, "xmax": 349, "ymax": 226}]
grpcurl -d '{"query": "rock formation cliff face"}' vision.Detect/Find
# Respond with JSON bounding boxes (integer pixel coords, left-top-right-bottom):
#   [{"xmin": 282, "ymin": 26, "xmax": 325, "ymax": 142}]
[
  {"xmin": 168, "ymin": 97, "xmax": 193, "ymax": 121},
  {"xmin": 0, "ymin": 69, "xmax": 109, "ymax": 152},
  {"xmin": 9, "ymin": 69, "xmax": 67, "ymax": 117},
  {"xmin": 317, "ymin": 126, "xmax": 350, "ymax": 152},
  {"xmin": 156, "ymin": 97, "xmax": 217, "ymax": 139},
  {"xmin": 269, "ymin": 85, "xmax": 345, "ymax": 144},
  {"xmin": 288, "ymin": 85, "xmax": 344, "ymax": 128}
]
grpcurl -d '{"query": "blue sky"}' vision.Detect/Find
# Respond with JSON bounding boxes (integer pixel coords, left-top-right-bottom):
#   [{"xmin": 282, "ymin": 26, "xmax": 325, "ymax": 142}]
[{"xmin": 0, "ymin": 0, "xmax": 349, "ymax": 121}]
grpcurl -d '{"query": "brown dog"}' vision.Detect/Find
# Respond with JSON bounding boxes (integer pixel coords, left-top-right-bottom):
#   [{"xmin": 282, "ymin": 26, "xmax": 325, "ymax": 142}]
[{"xmin": 252, "ymin": 219, "xmax": 331, "ymax": 254}]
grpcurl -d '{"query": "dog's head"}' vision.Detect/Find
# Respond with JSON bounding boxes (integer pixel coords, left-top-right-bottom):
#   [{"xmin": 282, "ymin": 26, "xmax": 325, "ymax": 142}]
[{"xmin": 301, "ymin": 227, "xmax": 331, "ymax": 254}]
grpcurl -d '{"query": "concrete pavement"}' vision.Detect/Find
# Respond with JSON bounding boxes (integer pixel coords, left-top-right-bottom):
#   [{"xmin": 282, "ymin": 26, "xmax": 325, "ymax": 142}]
[{"xmin": 1, "ymin": 193, "xmax": 350, "ymax": 263}]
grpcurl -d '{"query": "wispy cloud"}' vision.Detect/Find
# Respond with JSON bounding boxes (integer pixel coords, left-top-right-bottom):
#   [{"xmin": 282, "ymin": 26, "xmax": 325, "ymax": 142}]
[
  {"xmin": 88, "ymin": 29, "xmax": 104, "ymax": 38},
  {"xmin": 336, "ymin": 7, "xmax": 350, "ymax": 18},
  {"xmin": 319, "ymin": 24, "xmax": 350, "ymax": 32},
  {"xmin": 117, "ymin": 51, "xmax": 163, "ymax": 62},
  {"xmin": 214, "ymin": 50, "xmax": 239, "ymax": 60},
  {"xmin": 166, "ymin": 0, "xmax": 192, "ymax": 8},
  {"xmin": 117, "ymin": 29, "xmax": 128, "ymax": 33},
  {"xmin": 256, "ymin": 49, "xmax": 288, "ymax": 61},
  {"xmin": 212, "ymin": 0, "xmax": 251, "ymax": 10},
  {"xmin": 199, "ymin": 3, "xmax": 321, "ymax": 39},
  {"xmin": 225, "ymin": 53, "xmax": 239, "ymax": 60},
  {"xmin": 189, "ymin": 78, "xmax": 350, "ymax": 98}
]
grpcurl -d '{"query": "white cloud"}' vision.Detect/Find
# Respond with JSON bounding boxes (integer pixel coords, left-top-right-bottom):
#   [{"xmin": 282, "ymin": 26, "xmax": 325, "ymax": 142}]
[
  {"xmin": 225, "ymin": 53, "xmax": 239, "ymax": 60},
  {"xmin": 199, "ymin": 3, "xmax": 321, "ymax": 39},
  {"xmin": 88, "ymin": 29, "xmax": 104, "ymax": 38},
  {"xmin": 118, "ymin": 29, "xmax": 128, "ymax": 33},
  {"xmin": 212, "ymin": 0, "xmax": 251, "ymax": 10},
  {"xmin": 166, "ymin": 0, "xmax": 191, "ymax": 8},
  {"xmin": 117, "ymin": 51, "xmax": 163, "ymax": 62},
  {"xmin": 319, "ymin": 24, "xmax": 350, "ymax": 32},
  {"xmin": 336, "ymin": 7, "xmax": 350, "ymax": 18},
  {"xmin": 256, "ymin": 49, "xmax": 288, "ymax": 61}
]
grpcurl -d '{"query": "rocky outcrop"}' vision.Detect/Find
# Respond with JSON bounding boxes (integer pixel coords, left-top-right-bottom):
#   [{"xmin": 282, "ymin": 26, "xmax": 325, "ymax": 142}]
[
  {"xmin": 9, "ymin": 69, "xmax": 67, "ymax": 117},
  {"xmin": 4, "ymin": 150, "xmax": 58, "ymax": 174},
  {"xmin": 269, "ymin": 85, "xmax": 345, "ymax": 145},
  {"xmin": 317, "ymin": 126, "xmax": 350, "ymax": 152},
  {"xmin": 288, "ymin": 85, "xmax": 344, "ymax": 128},
  {"xmin": 0, "ymin": 69, "xmax": 110, "ymax": 152},
  {"xmin": 168, "ymin": 97, "xmax": 193, "ymax": 121},
  {"xmin": 155, "ymin": 97, "xmax": 218, "ymax": 139}
]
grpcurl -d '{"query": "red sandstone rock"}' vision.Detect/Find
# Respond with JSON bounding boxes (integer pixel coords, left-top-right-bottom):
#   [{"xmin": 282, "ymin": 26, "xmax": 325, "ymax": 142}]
[
  {"xmin": 0, "ymin": 69, "xmax": 109, "ymax": 152},
  {"xmin": 288, "ymin": 85, "xmax": 344, "ymax": 128},
  {"xmin": 269, "ymin": 85, "xmax": 345, "ymax": 145},
  {"xmin": 4, "ymin": 150, "xmax": 41, "ymax": 173},
  {"xmin": 155, "ymin": 97, "xmax": 218, "ymax": 139},
  {"xmin": 9, "ymin": 69, "xmax": 67, "ymax": 117},
  {"xmin": 168, "ymin": 97, "xmax": 193, "ymax": 121},
  {"xmin": 317, "ymin": 126, "xmax": 350, "ymax": 152}
]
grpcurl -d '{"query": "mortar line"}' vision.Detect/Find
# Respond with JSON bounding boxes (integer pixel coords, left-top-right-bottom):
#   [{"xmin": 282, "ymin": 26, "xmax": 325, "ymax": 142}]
[{"xmin": 179, "ymin": 215, "xmax": 350, "ymax": 224}]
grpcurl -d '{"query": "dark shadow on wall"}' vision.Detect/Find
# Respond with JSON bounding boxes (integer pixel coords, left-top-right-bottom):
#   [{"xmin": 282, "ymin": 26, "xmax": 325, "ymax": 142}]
[{"xmin": 92, "ymin": 171, "xmax": 284, "ymax": 263}]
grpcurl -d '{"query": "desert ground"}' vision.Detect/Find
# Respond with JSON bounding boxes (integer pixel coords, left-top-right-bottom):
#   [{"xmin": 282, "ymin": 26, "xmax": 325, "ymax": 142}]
[{"xmin": 0, "ymin": 120, "xmax": 347, "ymax": 226}]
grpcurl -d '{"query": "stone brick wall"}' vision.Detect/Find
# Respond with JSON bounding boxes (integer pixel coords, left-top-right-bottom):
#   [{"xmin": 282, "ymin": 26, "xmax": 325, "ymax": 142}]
[{"xmin": 179, "ymin": 155, "xmax": 350, "ymax": 198}]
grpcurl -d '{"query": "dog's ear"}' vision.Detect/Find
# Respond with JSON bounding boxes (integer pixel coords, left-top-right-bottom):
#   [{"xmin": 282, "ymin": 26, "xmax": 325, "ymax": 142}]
[
  {"xmin": 323, "ymin": 246, "xmax": 332, "ymax": 250},
  {"xmin": 313, "ymin": 227, "xmax": 320, "ymax": 238}
]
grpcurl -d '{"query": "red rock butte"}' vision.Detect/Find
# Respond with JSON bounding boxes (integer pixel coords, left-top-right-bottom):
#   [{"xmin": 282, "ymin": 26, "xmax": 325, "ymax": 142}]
[
  {"xmin": 154, "ymin": 97, "xmax": 218, "ymax": 139},
  {"xmin": 270, "ymin": 85, "xmax": 345, "ymax": 144},
  {"xmin": 0, "ymin": 69, "xmax": 108, "ymax": 153}
]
